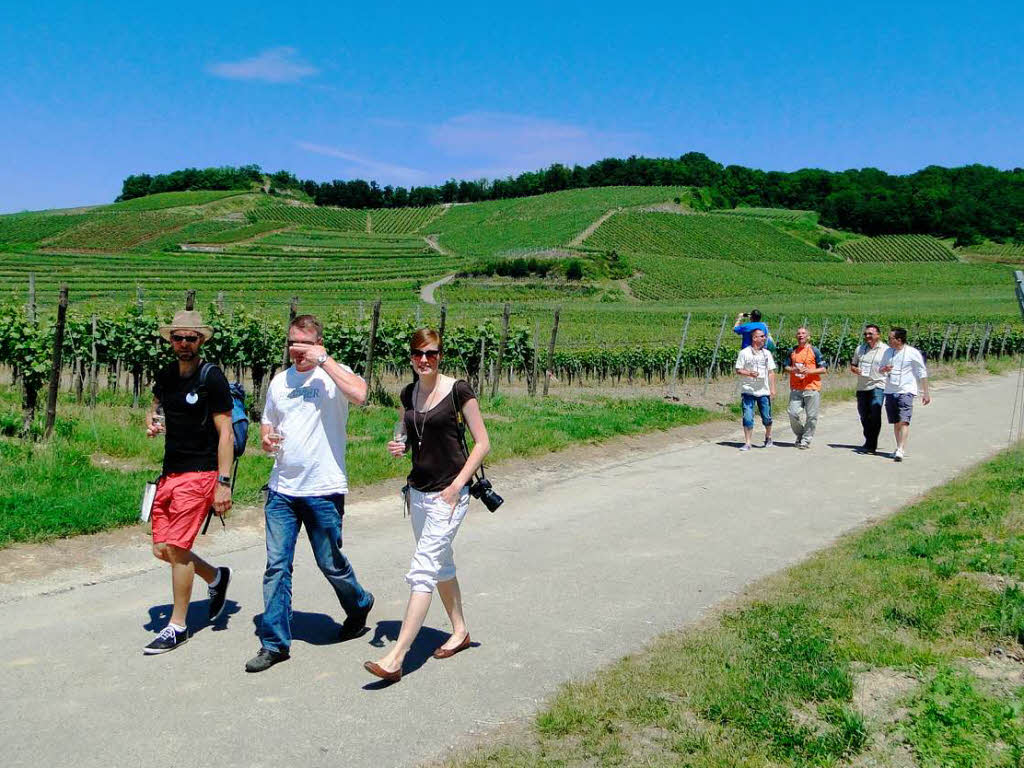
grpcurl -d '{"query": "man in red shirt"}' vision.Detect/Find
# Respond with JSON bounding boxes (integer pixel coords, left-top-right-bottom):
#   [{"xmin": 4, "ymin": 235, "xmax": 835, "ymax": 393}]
[{"xmin": 784, "ymin": 326, "xmax": 828, "ymax": 449}]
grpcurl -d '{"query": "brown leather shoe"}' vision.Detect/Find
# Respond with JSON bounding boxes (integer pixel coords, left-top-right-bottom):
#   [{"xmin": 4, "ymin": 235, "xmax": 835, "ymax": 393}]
[
  {"xmin": 432, "ymin": 633, "xmax": 471, "ymax": 659},
  {"xmin": 363, "ymin": 660, "xmax": 401, "ymax": 683}
]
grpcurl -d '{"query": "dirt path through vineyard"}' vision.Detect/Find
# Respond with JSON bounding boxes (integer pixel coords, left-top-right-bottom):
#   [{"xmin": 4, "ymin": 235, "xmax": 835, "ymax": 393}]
[{"xmin": 0, "ymin": 374, "xmax": 1015, "ymax": 768}]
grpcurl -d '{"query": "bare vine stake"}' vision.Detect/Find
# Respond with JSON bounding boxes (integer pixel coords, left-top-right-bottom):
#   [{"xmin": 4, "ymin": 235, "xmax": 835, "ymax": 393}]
[
  {"xmin": 28, "ymin": 274, "xmax": 36, "ymax": 326},
  {"xmin": 978, "ymin": 324, "xmax": 992, "ymax": 362},
  {"xmin": 529, "ymin": 326, "xmax": 539, "ymax": 397},
  {"xmin": 44, "ymin": 286, "xmax": 70, "ymax": 439},
  {"xmin": 136, "ymin": 285, "xmax": 144, "ymax": 311},
  {"xmin": 774, "ymin": 315, "xmax": 785, "ymax": 344},
  {"xmin": 939, "ymin": 323, "xmax": 952, "ymax": 361},
  {"xmin": 818, "ymin": 318, "xmax": 830, "ymax": 348},
  {"xmin": 438, "ymin": 302, "xmax": 448, "ymax": 356},
  {"xmin": 477, "ymin": 336, "xmax": 487, "ymax": 392},
  {"xmin": 216, "ymin": 291, "xmax": 225, "ymax": 313},
  {"xmin": 283, "ymin": 296, "xmax": 298, "ymax": 367},
  {"xmin": 543, "ymin": 308, "xmax": 560, "ymax": 397},
  {"xmin": 703, "ymin": 314, "xmax": 728, "ymax": 394},
  {"xmin": 89, "ymin": 315, "xmax": 98, "ymax": 406},
  {"xmin": 832, "ymin": 317, "xmax": 850, "ymax": 370},
  {"xmin": 668, "ymin": 312, "xmax": 692, "ymax": 400},
  {"xmin": 185, "ymin": 290, "xmax": 196, "ymax": 311},
  {"xmin": 364, "ymin": 299, "xmax": 381, "ymax": 395},
  {"xmin": 1000, "ymin": 325, "xmax": 1010, "ymax": 357},
  {"xmin": 951, "ymin": 325, "xmax": 962, "ymax": 361},
  {"xmin": 964, "ymin": 323, "xmax": 978, "ymax": 361},
  {"xmin": 415, "ymin": 304, "xmax": 421, "ymax": 327},
  {"xmin": 491, "ymin": 303, "xmax": 511, "ymax": 398}
]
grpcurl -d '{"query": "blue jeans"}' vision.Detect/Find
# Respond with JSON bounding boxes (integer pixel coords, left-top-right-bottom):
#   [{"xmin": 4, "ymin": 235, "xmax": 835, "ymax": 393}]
[
  {"xmin": 741, "ymin": 393, "xmax": 773, "ymax": 429},
  {"xmin": 856, "ymin": 388, "xmax": 885, "ymax": 449},
  {"xmin": 260, "ymin": 490, "xmax": 372, "ymax": 653}
]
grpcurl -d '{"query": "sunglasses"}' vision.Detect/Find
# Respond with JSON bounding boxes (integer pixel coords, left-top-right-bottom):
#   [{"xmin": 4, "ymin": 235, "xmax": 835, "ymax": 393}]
[
  {"xmin": 410, "ymin": 349, "xmax": 440, "ymax": 360},
  {"xmin": 170, "ymin": 334, "xmax": 200, "ymax": 343}
]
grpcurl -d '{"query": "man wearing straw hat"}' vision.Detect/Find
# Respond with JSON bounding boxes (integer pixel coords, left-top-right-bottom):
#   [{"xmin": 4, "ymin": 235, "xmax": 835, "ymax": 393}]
[{"xmin": 143, "ymin": 309, "xmax": 235, "ymax": 654}]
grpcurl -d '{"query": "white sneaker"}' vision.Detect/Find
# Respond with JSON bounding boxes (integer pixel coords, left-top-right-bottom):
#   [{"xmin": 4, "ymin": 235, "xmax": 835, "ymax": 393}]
[
  {"xmin": 739, "ymin": 444, "xmax": 751, "ymax": 452},
  {"xmin": 893, "ymin": 448, "xmax": 904, "ymax": 462},
  {"xmin": 764, "ymin": 438, "xmax": 774, "ymax": 448}
]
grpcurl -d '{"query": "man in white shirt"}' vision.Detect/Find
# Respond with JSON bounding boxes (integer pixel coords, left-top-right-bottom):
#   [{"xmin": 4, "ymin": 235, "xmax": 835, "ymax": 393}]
[
  {"xmin": 245, "ymin": 315, "xmax": 374, "ymax": 673},
  {"xmin": 848, "ymin": 324, "xmax": 889, "ymax": 454},
  {"xmin": 879, "ymin": 327, "xmax": 931, "ymax": 463},
  {"xmin": 734, "ymin": 329, "xmax": 777, "ymax": 451}
]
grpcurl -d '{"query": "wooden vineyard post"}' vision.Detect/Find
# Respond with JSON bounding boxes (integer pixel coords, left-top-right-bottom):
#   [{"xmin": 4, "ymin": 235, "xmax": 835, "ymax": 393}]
[
  {"xmin": 702, "ymin": 314, "xmax": 728, "ymax": 394},
  {"xmin": 491, "ymin": 303, "xmax": 511, "ymax": 398},
  {"xmin": 529, "ymin": 324, "xmax": 539, "ymax": 397},
  {"xmin": 28, "ymin": 274, "xmax": 36, "ymax": 326},
  {"xmin": 831, "ymin": 317, "xmax": 850, "ymax": 371},
  {"xmin": 358, "ymin": 300, "xmax": 365, "ymax": 321},
  {"xmin": 136, "ymin": 285, "xmax": 144, "ymax": 311},
  {"xmin": 1000, "ymin": 325, "xmax": 1010, "ymax": 357},
  {"xmin": 475, "ymin": 336, "xmax": 487, "ymax": 393},
  {"xmin": 364, "ymin": 299, "xmax": 381, "ymax": 396},
  {"xmin": 939, "ymin": 323, "xmax": 952, "ymax": 362},
  {"xmin": 438, "ymin": 303, "xmax": 447, "ymax": 355},
  {"xmin": 818, "ymin": 318, "xmax": 830, "ymax": 348},
  {"xmin": 44, "ymin": 286, "xmax": 69, "ymax": 439},
  {"xmin": 543, "ymin": 308, "xmax": 560, "ymax": 397},
  {"xmin": 216, "ymin": 291, "xmax": 225, "ymax": 314},
  {"xmin": 283, "ymin": 296, "xmax": 298, "ymax": 367},
  {"xmin": 415, "ymin": 304, "xmax": 421, "ymax": 327},
  {"xmin": 978, "ymin": 323, "xmax": 992, "ymax": 362},
  {"xmin": 184, "ymin": 289, "xmax": 196, "ymax": 311},
  {"xmin": 774, "ymin": 316, "xmax": 785, "ymax": 345},
  {"xmin": 963, "ymin": 323, "xmax": 978, "ymax": 361},
  {"xmin": 951, "ymin": 325, "xmax": 962, "ymax": 361},
  {"xmin": 89, "ymin": 314, "xmax": 98, "ymax": 406},
  {"xmin": 667, "ymin": 312, "xmax": 692, "ymax": 401}
]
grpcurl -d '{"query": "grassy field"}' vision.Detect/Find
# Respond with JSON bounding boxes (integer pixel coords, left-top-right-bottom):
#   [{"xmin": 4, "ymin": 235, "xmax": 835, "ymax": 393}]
[
  {"xmin": 0, "ymin": 383, "xmax": 721, "ymax": 547},
  {"xmin": 445, "ymin": 444, "xmax": 1024, "ymax": 767}
]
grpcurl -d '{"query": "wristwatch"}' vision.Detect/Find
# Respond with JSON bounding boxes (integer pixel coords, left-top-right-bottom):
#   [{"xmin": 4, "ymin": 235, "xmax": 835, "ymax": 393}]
[
  {"xmin": 217, "ymin": 475, "xmax": 232, "ymax": 487},
  {"xmin": 316, "ymin": 352, "xmax": 329, "ymax": 366}
]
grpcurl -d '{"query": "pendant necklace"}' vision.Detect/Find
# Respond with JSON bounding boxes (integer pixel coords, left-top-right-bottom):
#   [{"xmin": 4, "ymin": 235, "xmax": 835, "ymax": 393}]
[{"xmin": 412, "ymin": 382, "xmax": 435, "ymax": 450}]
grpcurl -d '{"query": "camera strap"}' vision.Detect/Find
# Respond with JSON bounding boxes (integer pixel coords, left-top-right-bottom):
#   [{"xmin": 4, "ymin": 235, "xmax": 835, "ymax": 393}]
[{"xmin": 452, "ymin": 382, "xmax": 487, "ymax": 483}]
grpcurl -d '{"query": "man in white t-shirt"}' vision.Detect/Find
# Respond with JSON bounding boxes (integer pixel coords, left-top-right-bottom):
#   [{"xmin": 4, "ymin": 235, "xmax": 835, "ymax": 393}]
[
  {"xmin": 848, "ymin": 323, "xmax": 889, "ymax": 454},
  {"xmin": 245, "ymin": 314, "xmax": 374, "ymax": 673},
  {"xmin": 879, "ymin": 327, "xmax": 931, "ymax": 463},
  {"xmin": 734, "ymin": 329, "xmax": 777, "ymax": 451}
]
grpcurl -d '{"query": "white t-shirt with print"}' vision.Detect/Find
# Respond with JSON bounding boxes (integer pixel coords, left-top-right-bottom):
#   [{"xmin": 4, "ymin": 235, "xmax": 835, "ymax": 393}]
[
  {"xmin": 262, "ymin": 365, "xmax": 354, "ymax": 496},
  {"xmin": 735, "ymin": 346, "xmax": 776, "ymax": 397},
  {"xmin": 880, "ymin": 345, "xmax": 928, "ymax": 396},
  {"xmin": 851, "ymin": 341, "xmax": 889, "ymax": 391}
]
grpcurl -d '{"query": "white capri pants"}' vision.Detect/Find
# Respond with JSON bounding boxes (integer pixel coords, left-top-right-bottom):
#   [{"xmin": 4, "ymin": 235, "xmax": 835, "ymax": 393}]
[{"xmin": 405, "ymin": 486, "xmax": 470, "ymax": 593}]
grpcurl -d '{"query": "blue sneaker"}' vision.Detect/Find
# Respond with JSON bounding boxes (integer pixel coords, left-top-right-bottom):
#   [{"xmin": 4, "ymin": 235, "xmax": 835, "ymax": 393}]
[{"xmin": 143, "ymin": 624, "xmax": 190, "ymax": 655}]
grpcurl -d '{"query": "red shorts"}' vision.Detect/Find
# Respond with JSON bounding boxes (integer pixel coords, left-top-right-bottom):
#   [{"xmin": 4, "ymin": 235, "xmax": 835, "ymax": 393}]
[{"xmin": 151, "ymin": 471, "xmax": 217, "ymax": 550}]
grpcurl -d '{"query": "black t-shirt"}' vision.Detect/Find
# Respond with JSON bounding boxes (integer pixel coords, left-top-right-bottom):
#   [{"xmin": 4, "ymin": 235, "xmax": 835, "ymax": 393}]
[
  {"xmin": 400, "ymin": 379, "xmax": 476, "ymax": 492},
  {"xmin": 153, "ymin": 361, "xmax": 233, "ymax": 475}
]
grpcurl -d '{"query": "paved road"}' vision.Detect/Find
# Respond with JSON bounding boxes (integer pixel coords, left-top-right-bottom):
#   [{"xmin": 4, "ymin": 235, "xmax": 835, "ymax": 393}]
[{"xmin": 0, "ymin": 375, "xmax": 1015, "ymax": 768}]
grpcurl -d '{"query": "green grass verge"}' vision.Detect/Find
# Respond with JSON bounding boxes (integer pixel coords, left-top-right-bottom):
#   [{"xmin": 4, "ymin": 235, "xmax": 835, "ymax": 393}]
[
  {"xmin": 445, "ymin": 445, "xmax": 1024, "ymax": 767},
  {"xmin": 0, "ymin": 385, "xmax": 718, "ymax": 547}
]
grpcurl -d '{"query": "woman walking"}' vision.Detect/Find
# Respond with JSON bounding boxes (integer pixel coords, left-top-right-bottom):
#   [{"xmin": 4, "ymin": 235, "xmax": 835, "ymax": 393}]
[{"xmin": 364, "ymin": 329, "xmax": 491, "ymax": 683}]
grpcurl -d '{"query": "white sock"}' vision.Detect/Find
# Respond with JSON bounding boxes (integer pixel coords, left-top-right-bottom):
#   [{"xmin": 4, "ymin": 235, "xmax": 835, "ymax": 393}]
[
  {"xmin": 169, "ymin": 622, "xmax": 187, "ymax": 633},
  {"xmin": 209, "ymin": 569, "xmax": 222, "ymax": 588}
]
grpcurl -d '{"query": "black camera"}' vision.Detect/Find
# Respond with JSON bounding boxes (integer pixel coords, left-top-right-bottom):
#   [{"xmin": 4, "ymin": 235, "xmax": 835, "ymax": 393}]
[{"xmin": 469, "ymin": 477, "xmax": 503, "ymax": 512}]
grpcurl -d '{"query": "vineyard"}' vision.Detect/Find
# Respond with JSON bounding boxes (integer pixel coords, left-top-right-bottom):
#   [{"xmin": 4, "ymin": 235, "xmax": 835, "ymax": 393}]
[
  {"xmin": 249, "ymin": 205, "xmax": 368, "ymax": 231},
  {"xmin": 623, "ymin": 255, "xmax": 808, "ymax": 300},
  {"xmin": 0, "ymin": 213, "xmax": 97, "ymax": 247},
  {"xmin": 712, "ymin": 207, "xmax": 817, "ymax": 222},
  {"xmin": 45, "ymin": 210, "xmax": 197, "ymax": 250},
  {"xmin": 584, "ymin": 211, "xmax": 837, "ymax": 262},
  {"xmin": 836, "ymin": 234, "xmax": 958, "ymax": 263},
  {"xmin": 183, "ymin": 220, "xmax": 286, "ymax": 244},
  {"xmin": 962, "ymin": 241, "xmax": 1024, "ymax": 264},
  {"xmin": 369, "ymin": 205, "xmax": 446, "ymax": 234},
  {"xmin": 103, "ymin": 190, "xmax": 249, "ymax": 212}
]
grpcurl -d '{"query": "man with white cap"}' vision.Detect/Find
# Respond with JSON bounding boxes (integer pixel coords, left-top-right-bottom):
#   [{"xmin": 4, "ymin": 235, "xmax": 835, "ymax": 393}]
[{"xmin": 143, "ymin": 310, "xmax": 235, "ymax": 654}]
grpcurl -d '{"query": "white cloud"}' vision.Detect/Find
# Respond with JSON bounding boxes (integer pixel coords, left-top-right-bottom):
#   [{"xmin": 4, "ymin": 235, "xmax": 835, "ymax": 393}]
[
  {"xmin": 429, "ymin": 112, "xmax": 642, "ymax": 176},
  {"xmin": 296, "ymin": 142, "xmax": 428, "ymax": 185},
  {"xmin": 209, "ymin": 47, "xmax": 318, "ymax": 84}
]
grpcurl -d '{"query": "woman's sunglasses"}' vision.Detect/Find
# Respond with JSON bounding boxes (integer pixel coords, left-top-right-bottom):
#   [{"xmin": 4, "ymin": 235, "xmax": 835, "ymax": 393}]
[{"xmin": 410, "ymin": 349, "xmax": 440, "ymax": 360}]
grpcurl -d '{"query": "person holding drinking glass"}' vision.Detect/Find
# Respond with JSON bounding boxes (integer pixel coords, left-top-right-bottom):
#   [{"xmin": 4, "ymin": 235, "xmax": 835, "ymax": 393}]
[
  {"xmin": 245, "ymin": 314, "xmax": 375, "ymax": 674},
  {"xmin": 364, "ymin": 328, "xmax": 491, "ymax": 683}
]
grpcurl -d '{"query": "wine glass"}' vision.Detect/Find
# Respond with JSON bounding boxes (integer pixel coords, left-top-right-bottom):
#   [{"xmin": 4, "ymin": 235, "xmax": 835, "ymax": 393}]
[
  {"xmin": 393, "ymin": 420, "xmax": 407, "ymax": 448},
  {"xmin": 152, "ymin": 405, "xmax": 165, "ymax": 432},
  {"xmin": 268, "ymin": 427, "xmax": 286, "ymax": 455}
]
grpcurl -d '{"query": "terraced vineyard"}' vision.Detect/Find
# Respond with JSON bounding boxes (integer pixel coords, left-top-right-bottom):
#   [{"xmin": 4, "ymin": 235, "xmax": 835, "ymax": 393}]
[
  {"xmin": 586, "ymin": 211, "xmax": 836, "ymax": 262},
  {"xmin": 625, "ymin": 255, "xmax": 809, "ymax": 300},
  {"xmin": 102, "ymin": 190, "xmax": 249, "ymax": 211},
  {"xmin": 712, "ymin": 207, "xmax": 817, "ymax": 222},
  {"xmin": 44, "ymin": 210, "xmax": 197, "ymax": 250},
  {"xmin": 962, "ymin": 241, "xmax": 1024, "ymax": 264},
  {"xmin": 369, "ymin": 205, "xmax": 446, "ymax": 233},
  {"xmin": 0, "ymin": 213, "xmax": 97, "ymax": 247},
  {"xmin": 249, "ymin": 205, "xmax": 368, "ymax": 231},
  {"xmin": 184, "ymin": 221, "xmax": 287, "ymax": 244},
  {"xmin": 435, "ymin": 186, "xmax": 689, "ymax": 257},
  {"xmin": 836, "ymin": 234, "xmax": 957, "ymax": 262}
]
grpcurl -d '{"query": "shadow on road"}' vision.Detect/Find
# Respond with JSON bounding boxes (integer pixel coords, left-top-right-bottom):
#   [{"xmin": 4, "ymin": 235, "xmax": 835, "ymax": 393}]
[
  {"xmin": 144, "ymin": 600, "xmax": 240, "ymax": 634},
  {"xmin": 250, "ymin": 610, "xmax": 344, "ymax": 646},
  {"xmin": 361, "ymin": 620, "xmax": 479, "ymax": 688}
]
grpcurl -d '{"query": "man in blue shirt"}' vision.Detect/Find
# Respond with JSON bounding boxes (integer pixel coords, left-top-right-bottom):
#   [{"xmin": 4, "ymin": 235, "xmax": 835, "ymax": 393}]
[{"xmin": 733, "ymin": 309, "xmax": 770, "ymax": 349}]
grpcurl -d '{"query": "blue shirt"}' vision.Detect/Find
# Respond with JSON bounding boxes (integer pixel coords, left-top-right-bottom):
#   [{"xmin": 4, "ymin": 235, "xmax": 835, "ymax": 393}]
[{"xmin": 733, "ymin": 321, "xmax": 769, "ymax": 349}]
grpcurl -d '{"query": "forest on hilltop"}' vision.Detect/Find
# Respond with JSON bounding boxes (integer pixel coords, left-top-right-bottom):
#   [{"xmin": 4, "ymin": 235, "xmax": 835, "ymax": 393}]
[{"xmin": 118, "ymin": 153, "xmax": 1024, "ymax": 244}]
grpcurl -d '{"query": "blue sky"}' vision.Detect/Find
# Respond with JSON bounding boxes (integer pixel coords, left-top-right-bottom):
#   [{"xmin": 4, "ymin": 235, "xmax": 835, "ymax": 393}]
[{"xmin": 2, "ymin": 1, "xmax": 1022, "ymax": 212}]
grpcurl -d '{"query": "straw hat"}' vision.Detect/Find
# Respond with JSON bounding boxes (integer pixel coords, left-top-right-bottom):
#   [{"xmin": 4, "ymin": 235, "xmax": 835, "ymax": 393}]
[{"xmin": 158, "ymin": 310, "xmax": 214, "ymax": 341}]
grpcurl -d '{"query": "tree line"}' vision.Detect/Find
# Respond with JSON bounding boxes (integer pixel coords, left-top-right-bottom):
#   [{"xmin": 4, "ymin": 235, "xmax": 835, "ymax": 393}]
[{"xmin": 118, "ymin": 154, "xmax": 1024, "ymax": 244}]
